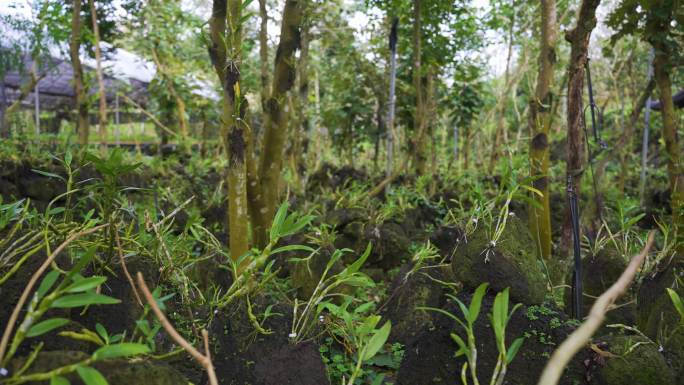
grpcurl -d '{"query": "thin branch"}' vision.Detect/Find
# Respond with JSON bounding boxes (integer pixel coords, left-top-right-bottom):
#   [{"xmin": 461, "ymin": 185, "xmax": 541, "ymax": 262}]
[
  {"xmin": 118, "ymin": 93, "xmax": 177, "ymax": 139},
  {"xmin": 114, "ymin": 229, "xmax": 143, "ymax": 308},
  {"xmin": 0, "ymin": 224, "xmax": 109, "ymax": 365},
  {"xmin": 537, "ymin": 231, "xmax": 656, "ymax": 385},
  {"xmin": 136, "ymin": 272, "xmax": 218, "ymax": 385}
]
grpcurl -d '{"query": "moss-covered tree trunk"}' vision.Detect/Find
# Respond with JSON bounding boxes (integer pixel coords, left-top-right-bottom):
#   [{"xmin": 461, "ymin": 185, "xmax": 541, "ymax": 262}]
[
  {"xmin": 652, "ymin": 42, "xmax": 683, "ymax": 251},
  {"xmin": 528, "ymin": 0, "xmax": 557, "ymax": 261},
  {"xmin": 560, "ymin": 0, "xmax": 600, "ymax": 256},
  {"xmin": 70, "ymin": 0, "xmax": 90, "ymax": 146},
  {"xmin": 253, "ymin": 0, "xmax": 304, "ymax": 247},
  {"xmin": 88, "ymin": 0, "xmax": 108, "ymax": 148},
  {"xmin": 209, "ymin": 0, "xmax": 251, "ymax": 261}
]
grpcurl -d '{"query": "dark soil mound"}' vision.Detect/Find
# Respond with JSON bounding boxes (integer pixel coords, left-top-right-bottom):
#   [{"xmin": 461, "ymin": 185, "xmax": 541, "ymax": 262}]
[{"xmin": 396, "ymin": 294, "xmax": 588, "ymax": 385}]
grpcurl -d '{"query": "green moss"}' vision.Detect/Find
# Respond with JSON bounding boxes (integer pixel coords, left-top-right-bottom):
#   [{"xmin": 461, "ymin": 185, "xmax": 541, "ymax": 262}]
[
  {"xmin": 452, "ymin": 217, "xmax": 546, "ymax": 305},
  {"xmin": 595, "ymin": 335, "xmax": 675, "ymax": 385}
]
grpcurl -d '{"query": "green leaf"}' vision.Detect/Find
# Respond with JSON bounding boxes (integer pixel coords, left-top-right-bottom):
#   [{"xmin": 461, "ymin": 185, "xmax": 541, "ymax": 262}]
[
  {"xmin": 506, "ymin": 337, "xmax": 525, "ymax": 364},
  {"xmin": 64, "ymin": 150, "xmax": 73, "ymax": 167},
  {"xmin": 93, "ymin": 343, "xmax": 150, "ymax": 360},
  {"xmin": 64, "ymin": 276, "xmax": 107, "ymax": 293},
  {"xmin": 26, "ymin": 318, "xmax": 70, "ymax": 337},
  {"xmin": 51, "ymin": 376, "xmax": 71, "ymax": 385},
  {"xmin": 370, "ymin": 373, "xmax": 386, "ymax": 385},
  {"xmin": 468, "ymin": 283, "xmax": 488, "ymax": 324},
  {"xmin": 343, "ymin": 242, "xmax": 372, "ymax": 276},
  {"xmin": 32, "ymin": 169, "xmax": 65, "ymax": 181},
  {"xmin": 269, "ymin": 202, "xmax": 289, "ymax": 242},
  {"xmin": 76, "ymin": 366, "xmax": 108, "ymax": 385},
  {"xmin": 51, "ymin": 293, "xmax": 120, "ymax": 308},
  {"xmin": 667, "ymin": 288, "xmax": 684, "ymax": 320},
  {"xmin": 450, "ymin": 332, "xmax": 469, "ymax": 359},
  {"xmin": 362, "ymin": 321, "xmax": 391, "ymax": 361},
  {"xmin": 67, "ymin": 246, "xmax": 98, "ymax": 279},
  {"xmin": 36, "ymin": 270, "xmax": 61, "ymax": 300},
  {"xmin": 271, "ymin": 244, "xmax": 314, "ymax": 255},
  {"xmin": 48, "ymin": 207, "xmax": 66, "ymax": 215},
  {"xmin": 95, "ymin": 323, "xmax": 109, "ymax": 344}
]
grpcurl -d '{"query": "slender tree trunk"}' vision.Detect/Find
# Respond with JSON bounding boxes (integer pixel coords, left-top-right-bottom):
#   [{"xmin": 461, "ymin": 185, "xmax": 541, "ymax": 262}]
[
  {"xmin": 490, "ymin": 2, "xmax": 516, "ymax": 173},
  {"xmin": 652, "ymin": 41, "xmax": 683, "ymax": 251},
  {"xmin": 290, "ymin": 20, "xmax": 310, "ymax": 190},
  {"xmin": 411, "ymin": 0, "xmax": 426, "ymax": 174},
  {"xmin": 386, "ymin": 18, "xmax": 398, "ymax": 190},
  {"xmin": 70, "ymin": 0, "xmax": 89, "ymax": 146},
  {"xmin": 560, "ymin": 0, "xmax": 600, "ymax": 256},
  {"xmin": 209, "ymin": 0, "xmax": 251, "ymax": 261},
  {"xmin": 0, "ymin": 77, "xmax": 6, "ymax": 137},
  {"xmin": 639, "ymin": 50, "xmax": 655, "ymax": 203},
  {"xmin": 463, "ymin": 125, "xmax": 471, "ymax": 170},
  {"xmin": 529, "ymin": 0, "xmax": 557, "ymax": 261},
  {"xmin": 88, "ymin": 0, "xmax": 108, "ymax": 147},
  {"xmin": 253, "ymin": 0, "xmax": 304, "ymax": 247},
  {"xmin": 259, "ymin": 0, "xmax": 270, "ymax": 113}
]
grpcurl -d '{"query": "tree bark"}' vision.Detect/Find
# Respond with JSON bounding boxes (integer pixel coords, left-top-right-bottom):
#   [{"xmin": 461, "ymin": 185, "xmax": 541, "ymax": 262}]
[
  {"xmin": 529, "ymin": 0, "xmax": 557, "ymax": 261},
  {"xmin": 652, "ymin": 42, "xmax": 683, "ymax": 251},
  {"xmin": 253, "ymin": 0, "xmax": 304, "ymax": 247},
  {"xmin": 209, "ymin": 0, "xmax": 251, "ymax": 261},
  {"xmin": 386, "ymin": 18, "xmax": 398, "ymax": 189},
  {"xmin": 490, "ymin": 1, "xmax": 516, "ymax": 173},
  {"xmin": 560, "ymin": 0, "xmax": 601, "ymax": 256},
  {"xmin": 289, "ymin": 19, "xmax": 310, "ymax": 191},
  {"xmin": 258, "ymin": 0, "xmax": 270, "ymax": 113},
  {"xmin": 411, "ymin": 0, "xmax": 426, "ymax": 174},
  {"xmin": 71, "ymin": 0, "xmax": 90, "ymax": 146},
  {"xmin": 88, "ymin": 0, "xmax": 108, "ymax": 147},
  {"xmin": 0, "ymin": 77, "xmax": 6, "ymax": 137}
]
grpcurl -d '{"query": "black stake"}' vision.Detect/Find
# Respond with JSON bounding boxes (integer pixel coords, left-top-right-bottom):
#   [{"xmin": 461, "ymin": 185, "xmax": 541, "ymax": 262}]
[
  {"xmin": 567, "ymin": 175, "xmax": 583, "ymax": 319},
  {"xmin": 585, "ymin": 58, "xmax": 607, "ymax": 149}
]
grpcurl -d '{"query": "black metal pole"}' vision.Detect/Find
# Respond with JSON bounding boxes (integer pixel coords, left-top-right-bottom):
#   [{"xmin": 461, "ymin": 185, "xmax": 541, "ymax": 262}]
[{"xmin": 568, "ymin": 175, "xmax": 583, "ymax": 319}]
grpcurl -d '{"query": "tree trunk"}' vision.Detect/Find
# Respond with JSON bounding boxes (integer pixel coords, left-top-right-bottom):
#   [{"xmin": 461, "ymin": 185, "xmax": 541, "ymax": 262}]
[
  {"xmin": 560, "ymin": 0, "xmax": 600, "ymax": 256},
  {"xmin": 253, "ymin": 0, "xmax": 304, "ymax": 247},
  {"xmin": 490, "ymin": 2, "xmax": 517, "ymax": 173},
  {"xmin": 528, "ymin": 0, "xmax": 557, "ymax": 261},
  {"xmin": 0, "ymin": 77, "xmax": 6, "ymax": 137},
  {"xmin": 386, "ymin": 18, "xmax": 398, "ymax": 189},
  {"xmin": 289, "ymin": 20, "xmax": 310, "ymax": 191},
  {"xmin": 88, "ymin": 0, "xmax": 108, "ymax": 147},
  {"xmin": 71, "ymin": 0, "xmax": 89, "ymax": 146},
  {"xmin": 652, "ymin": 42, "xmax": 683, "ymax": 251},
  {"xmin": 209, "ymin": 0, "xmax": 251, "ymax": 261},
  {"xmin": 411, "ymin": 0, "xmax": 426, "ymax": 174},
  {"xmin": 259, "ymin": 0, "xmax": 270, "ymax": 113}
]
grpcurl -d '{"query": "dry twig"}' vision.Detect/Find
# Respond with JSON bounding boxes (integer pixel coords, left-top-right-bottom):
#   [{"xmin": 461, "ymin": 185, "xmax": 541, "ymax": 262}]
[
  {"xmin": 136, "ymin": 272, "xmax": 218, "ymax": 385},
  {"xmin": 537, "ymin": 231, "xmax": 656, "ymax": 385}
]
